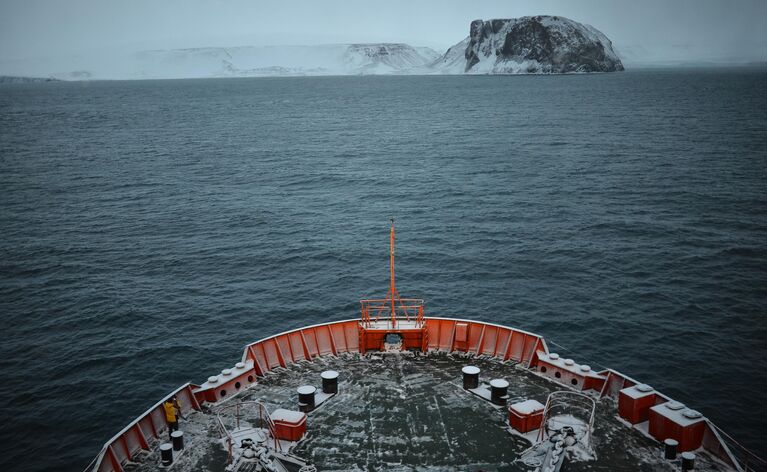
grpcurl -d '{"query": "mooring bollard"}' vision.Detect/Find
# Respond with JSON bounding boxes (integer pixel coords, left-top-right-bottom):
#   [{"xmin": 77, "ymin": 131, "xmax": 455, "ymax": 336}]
[
  {"xmin": 664, "ymin": 438, "xmax": 678, "ymax": 460},
  {"xmin": 171, "ymin": 430, "xmax": 184, "ymax": 451},
  {"xmin": 681, "ymin": 451, "xmax": 696, "ymax": 471},
  {"xmin": 321, "ymin": 370, "xmax": 339, "ymax": 394},
  {"xmin": 160, "ymin": 443, "xmax": 173, "ymax": 466},
  {"xmin": 297, "ymin": 385, "xmax": 317, "ymax": 412},
  {"xmin": 462, "ymin": 366, "xmax": 480, "ymax": 390},
  {"xmin": 490, "ymin": 378, "xmax": 509, "ymax": 405}
]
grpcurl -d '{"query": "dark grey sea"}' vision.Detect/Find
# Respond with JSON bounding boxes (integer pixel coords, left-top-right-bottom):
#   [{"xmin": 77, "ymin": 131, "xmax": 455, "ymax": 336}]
[{"xmin": 1, "ymin": 69, "xmax": 766, "ymax": 471}]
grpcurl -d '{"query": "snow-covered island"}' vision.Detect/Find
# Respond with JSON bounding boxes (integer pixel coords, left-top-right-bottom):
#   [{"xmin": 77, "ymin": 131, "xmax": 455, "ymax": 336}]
[
  {"xmin": 434, "ymin": 16, "xmax": 624, "ymax": 74},
  {"xmin": 0, "ymin": 16, "xmax": 623, "ymax": 80}
]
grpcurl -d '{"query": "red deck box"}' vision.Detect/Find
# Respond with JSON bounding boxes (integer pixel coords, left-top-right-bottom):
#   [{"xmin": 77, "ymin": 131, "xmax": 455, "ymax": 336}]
[
  {"xmin": 619, "ymin": 384, "xmax": 656, "ymax": 424},
  {"xmin": 648, "ymin": 402, "xmax": 705, "ymax": 452},
  {"xmin": 271, "ymin": 409, "xmax": 307, "ymax": 441},
  {"xmin": 509, "ymin": 399, "xmax": 545, "ymax": 433}
]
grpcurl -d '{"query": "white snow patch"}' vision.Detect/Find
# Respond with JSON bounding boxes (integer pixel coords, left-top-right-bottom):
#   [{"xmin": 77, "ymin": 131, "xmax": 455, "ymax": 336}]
[{"xmin": 510, "ymin": 399, "xmax": 545, "ymax": 415}]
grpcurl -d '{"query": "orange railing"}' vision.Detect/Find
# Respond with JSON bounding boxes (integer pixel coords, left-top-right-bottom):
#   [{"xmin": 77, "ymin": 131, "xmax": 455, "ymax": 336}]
[
  {"xmin": 360, "ymin": 298, "xmax": 425, "ymax": 328},
  {"xmin": 242, "ymin": 317, "xmax": 546, "ymax": 372}
]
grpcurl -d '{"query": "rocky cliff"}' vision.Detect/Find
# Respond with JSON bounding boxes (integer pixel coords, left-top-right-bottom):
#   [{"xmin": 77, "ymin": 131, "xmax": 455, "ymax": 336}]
[{"xmin": 434, "ymin": 15, "xmax": 623, "ymax": 74}]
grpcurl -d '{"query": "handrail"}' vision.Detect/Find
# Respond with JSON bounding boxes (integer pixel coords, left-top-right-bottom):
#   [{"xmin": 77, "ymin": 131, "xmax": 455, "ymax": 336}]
[
  {"xmin": 81, "ymin": 453, "xmax": 102, "ymax": 472},
  {"xmin": 216, "ymin": 401, "xmax": 281, "ymax": 454},
  {"xmin": 241, "ymin": 317, "xmax": 548, "ymax": 362},
  {"xmin": 709, "ymin": 422, "xmax": 767, "ymax": 472},
  {"xmin": 537, "ymin": 390, "xmax": 597, "ymax": 451},
  {"xmin": 360, "ymin": 298, "xmax": 425, "ymax": 327},
  {"xmin": 215, "ymin": 414, "xmax": 234, "ymax": 464}
]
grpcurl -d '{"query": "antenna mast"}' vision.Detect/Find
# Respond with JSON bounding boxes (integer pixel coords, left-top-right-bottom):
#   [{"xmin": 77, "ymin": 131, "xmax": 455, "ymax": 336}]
[
  {"xmin": 389, "ymin": 218, "xmax": 397, "ymax": 327},
  {"xmin": 358, "ymin": 220, "xmax": 425, "ymax": 337}
]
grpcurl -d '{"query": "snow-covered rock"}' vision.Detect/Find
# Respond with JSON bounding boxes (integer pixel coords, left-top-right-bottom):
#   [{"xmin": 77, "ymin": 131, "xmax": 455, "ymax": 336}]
[
  {"xmin": 342, "ymin": 44, "xmax": 439, "ymax": 74},
  {"xmin": 437, "ymin": 15, "xmax": 623, "ymax": 74},
  {"xmin": 429, "ymin": 37, "xmax": 470, "ymax": 74}
]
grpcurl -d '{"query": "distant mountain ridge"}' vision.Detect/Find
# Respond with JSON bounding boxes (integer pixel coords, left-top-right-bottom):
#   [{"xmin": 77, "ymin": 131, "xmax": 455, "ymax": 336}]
[
  {"xmin": 0, "ymin": 16, "xmax": 624, "ymax": 80},
  {"xmin": 127, "ymin": 43, "xmax": 440, "ymax": 79},
  {"xmin": 0, "ymin": 75, "xmax": 59, "ymax": 83}
]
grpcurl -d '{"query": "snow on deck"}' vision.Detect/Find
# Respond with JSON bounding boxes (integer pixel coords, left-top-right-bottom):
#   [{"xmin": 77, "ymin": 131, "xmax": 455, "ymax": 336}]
[
  {"xmin": 271, "ymin": 408, "xmax": 305, "ymax": 423},
  {"xmin": 510, "ymin": 399, "xmax": 545, "ymax": 415},
  {"xmin": 125, "ymin": 352, "xmax": 733, "ymax": 472}
]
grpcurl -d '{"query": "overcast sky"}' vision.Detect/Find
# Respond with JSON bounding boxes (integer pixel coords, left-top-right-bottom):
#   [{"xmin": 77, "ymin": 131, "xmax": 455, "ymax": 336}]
[{"xmin": 1, "ymin": 0, "xmax": 766, "ymax": 62}]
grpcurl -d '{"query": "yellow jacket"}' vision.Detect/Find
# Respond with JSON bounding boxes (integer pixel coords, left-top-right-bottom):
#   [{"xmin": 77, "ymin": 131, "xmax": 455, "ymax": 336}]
[{"xmin": 163, "ymin": 401, "xmax": 176, "ymax": 422}]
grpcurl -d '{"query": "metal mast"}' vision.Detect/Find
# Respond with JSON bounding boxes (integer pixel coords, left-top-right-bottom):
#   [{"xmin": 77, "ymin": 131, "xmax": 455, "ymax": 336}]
[{"xmin": 389, "ymin": 218, "xmax": 397, "ymax": 328}]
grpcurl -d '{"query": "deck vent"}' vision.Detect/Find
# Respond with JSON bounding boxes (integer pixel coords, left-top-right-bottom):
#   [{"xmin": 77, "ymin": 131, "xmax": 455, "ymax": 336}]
[
  {"xmin": 635, "ymin": 384, "xmax": 653, "ymax": 393},
  {"xmin": 207, "ymin": 376, "xmax": 218, "ymax": 384},
  {"xmin": 221, "ymin": 369, "xmax": 232, "ymax": 376},
  {"xmin": 549, "ymin": 353, "xmax": 560, "ymax": 360},
  {"xmin": 564, "ymin": 359, "xmax": 575, "ymax": 366},
  {"xmin": 235, "ymin": 362, "xmax": 245, "ymax": 369},
  {"xmin": 665, "ymin": 401, "xmax": 685, "ymax": 411},
  {"xmin": 682, "ymin": 409, "xmax": 702, "ymax": 419},
  {"xmin": 580, "ymin": 365, "xmax": 591, "ymax": 372}
]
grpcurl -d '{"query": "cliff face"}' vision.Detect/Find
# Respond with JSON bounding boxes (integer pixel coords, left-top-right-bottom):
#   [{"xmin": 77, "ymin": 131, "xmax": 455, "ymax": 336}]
[
  {"xmin": 342, "ymin": 44, "xmax": 439, "ymax": 73},
  {"xmin": 446, "ymin": 16, "xmax": 623, "ymax": 74}
]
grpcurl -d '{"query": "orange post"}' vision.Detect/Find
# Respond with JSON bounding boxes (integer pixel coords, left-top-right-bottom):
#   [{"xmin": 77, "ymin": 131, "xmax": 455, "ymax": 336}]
[
  {"xmin": 389, "ymin": 218, "xmax": 396, "ymax": 328},
  {"xmin": 359, "ymin": 221, "xmax": 424, "ymax": 331}
]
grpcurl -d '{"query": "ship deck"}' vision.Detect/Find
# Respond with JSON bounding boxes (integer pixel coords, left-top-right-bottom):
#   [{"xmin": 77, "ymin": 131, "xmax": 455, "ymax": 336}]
[{"xmin": 123, "ymin": 351, "xmax": 731, "ymax": 472}]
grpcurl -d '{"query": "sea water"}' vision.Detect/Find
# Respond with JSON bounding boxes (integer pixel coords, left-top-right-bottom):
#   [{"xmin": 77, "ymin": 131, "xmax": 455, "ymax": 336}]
[{"xmin": 1, "ymin": 69, "xmax": 766, "ymax": 471}]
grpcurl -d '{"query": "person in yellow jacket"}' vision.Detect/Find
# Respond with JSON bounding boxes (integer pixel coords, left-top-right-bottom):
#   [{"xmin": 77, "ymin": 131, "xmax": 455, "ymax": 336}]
[
  {"xmin": 173, "ymin": 396, "xmax": 185, "ymax": 420},
  {"xmin": 163, "ymin": 397, "xmax": 180, "ymax": 440}
]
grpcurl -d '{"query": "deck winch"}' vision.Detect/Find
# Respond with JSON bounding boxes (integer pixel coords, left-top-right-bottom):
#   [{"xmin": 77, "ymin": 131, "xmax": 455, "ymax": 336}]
[{"xmin": 515, "ymin": 391, "xmax": 597, "ymax": 471}]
